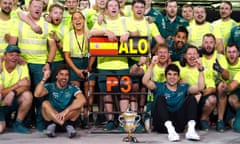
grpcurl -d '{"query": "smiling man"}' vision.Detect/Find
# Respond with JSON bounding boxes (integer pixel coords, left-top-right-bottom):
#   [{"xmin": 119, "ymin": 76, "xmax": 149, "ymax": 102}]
[
  {"xmin": 142, "ymin": 60, "xmax": 204, "ymax": 141},
  {"xmin": 0, "ymin": 45, "xmax": 32, "ymax": 134},
  {"xmin": 34, "ymin": 64, "xmax": 86, "ymax": 138}
]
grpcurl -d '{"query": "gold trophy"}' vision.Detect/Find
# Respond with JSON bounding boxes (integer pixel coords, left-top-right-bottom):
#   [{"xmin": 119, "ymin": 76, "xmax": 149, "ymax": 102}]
[{"xmin": 118, "ymin": 108, "xmax": 141, "ymax": 143}]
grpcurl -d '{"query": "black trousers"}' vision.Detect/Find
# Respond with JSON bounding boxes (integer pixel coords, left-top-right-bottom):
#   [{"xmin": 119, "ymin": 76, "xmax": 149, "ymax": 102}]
[{"xmin": 153, "ymin": 95, "xmax": 198, "ymax": 133}]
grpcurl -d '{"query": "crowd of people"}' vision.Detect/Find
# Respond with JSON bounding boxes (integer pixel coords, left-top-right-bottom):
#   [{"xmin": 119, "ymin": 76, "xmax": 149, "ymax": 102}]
[{"xmin": 0, "ymin": 0, "xmax": 239, "ymax": 141}]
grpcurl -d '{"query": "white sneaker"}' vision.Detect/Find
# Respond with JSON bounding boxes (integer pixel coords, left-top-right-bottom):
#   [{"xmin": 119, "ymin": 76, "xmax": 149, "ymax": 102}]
[
  {"xmin": 168, "ymin": 132, "xmax": 180, "ymax": 142},
  {"xmin": 185, "ymin": 130, "xmax": 200, "ymax": 141}
]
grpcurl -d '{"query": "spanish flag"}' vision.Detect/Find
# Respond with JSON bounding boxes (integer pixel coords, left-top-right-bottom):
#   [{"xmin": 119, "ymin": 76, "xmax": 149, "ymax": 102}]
[{"xmin": 89, "ymin": 37, "xmax": 119, "ymax": 56}]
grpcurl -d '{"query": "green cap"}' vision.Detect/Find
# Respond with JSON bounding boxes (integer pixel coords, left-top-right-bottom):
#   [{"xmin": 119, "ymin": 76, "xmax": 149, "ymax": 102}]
[{"xmin": 5, "ymin": 44, "xmax": 21, "ymax": 53}]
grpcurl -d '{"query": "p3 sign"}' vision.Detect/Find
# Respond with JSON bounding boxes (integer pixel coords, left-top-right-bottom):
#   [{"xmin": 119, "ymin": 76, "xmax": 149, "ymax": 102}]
[{"xmin": 106, "ymin": 75, "xmax": 132, "ymax": 93}]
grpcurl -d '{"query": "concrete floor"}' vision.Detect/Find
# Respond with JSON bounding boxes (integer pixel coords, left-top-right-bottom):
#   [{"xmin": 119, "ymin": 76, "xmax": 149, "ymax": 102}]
[{"xmin": 0, "ymin": 127, "xmax": 239, "ymax": 144}]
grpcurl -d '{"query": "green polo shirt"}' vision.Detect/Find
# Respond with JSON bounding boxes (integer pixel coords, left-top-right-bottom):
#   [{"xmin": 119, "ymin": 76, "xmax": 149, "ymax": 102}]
[
  {"xmin": 45, "ymin": 83, "xmax": 82, "ymax": 112},
  {"xmin": 159, "ymin": 16, "xmax": 189, "ymax": 39},
  {"xmin": 167, "ymin": 39, "xmax": 188, "ymax": 62},
  {"xmin": 228, "ymin": 25, "xmax": 240, "ymax": 51}
]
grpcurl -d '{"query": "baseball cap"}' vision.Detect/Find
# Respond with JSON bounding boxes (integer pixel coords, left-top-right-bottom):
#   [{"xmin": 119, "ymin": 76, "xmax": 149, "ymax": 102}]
[{"xmin": 5, "ymin": 44, "xmax": 21, "ymax": 53}]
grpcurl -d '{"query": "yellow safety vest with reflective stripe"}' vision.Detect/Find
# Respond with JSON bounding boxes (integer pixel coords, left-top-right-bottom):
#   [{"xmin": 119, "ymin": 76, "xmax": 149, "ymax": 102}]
[
  {"xmin": 213, "ymin": 19, "xmax": 237, "ymax": 48},
  {"xmin": 51, "ymin": 22, "xmax": 66, "ymax": 62},
  {"xmin": 11, "ymin": 18, "xmax": 53, "ymax": 64},
  {"xmin": 92, "ymin": 16, "xmax": 135, "ymax": 70},
  {"xmin": 130, "ymin": 17, "xmax": 152, "ymax": 61},
  {"xmin": 187, "ymin": 21, "xmax": 221, "ymax": 47},
  {"xmin": 63, "ymin": 30, "xmax": 88, "ymax": 58},
  {"xmin": 0, "ymin": 61, "xmax": 30, "ymax": 88},
  {"xmin": 0, "ymin": 19, "xmax": 14, "ymax": 55}
]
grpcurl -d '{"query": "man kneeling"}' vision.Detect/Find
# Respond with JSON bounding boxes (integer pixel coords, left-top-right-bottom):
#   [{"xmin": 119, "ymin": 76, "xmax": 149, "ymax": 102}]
[{"xmin": 34, "ymin": 64, "xmax": 86, "ymax": 138}]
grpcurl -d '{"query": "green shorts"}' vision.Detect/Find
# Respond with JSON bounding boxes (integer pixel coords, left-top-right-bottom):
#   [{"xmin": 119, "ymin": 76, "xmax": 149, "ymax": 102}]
[
  {"xmin": 70, "ymin": 58, "xmax": 95, "ymax": 82},
  {"xmin": 0, "ymin": 97, "xmax": 18, "ymax": 121}
]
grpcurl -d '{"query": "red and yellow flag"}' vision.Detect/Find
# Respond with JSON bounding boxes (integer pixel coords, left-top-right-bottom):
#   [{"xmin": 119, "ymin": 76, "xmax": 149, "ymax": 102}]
[{"xmin": 89, "ymin": 37, "xmax": 118, "ymax": 56}]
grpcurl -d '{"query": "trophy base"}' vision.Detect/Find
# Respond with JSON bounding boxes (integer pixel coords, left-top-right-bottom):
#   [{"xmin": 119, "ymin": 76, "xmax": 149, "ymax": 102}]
[{"xmin": 122, "ymin": 136, "xmax": 138, "ymax": 143}]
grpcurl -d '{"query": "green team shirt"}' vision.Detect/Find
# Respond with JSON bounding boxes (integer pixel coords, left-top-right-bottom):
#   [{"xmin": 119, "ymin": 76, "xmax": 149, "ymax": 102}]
[
  {"xmin": 45, "ymin": 83, "xmax": 81, "ymax": 112},
  {"xmin": 167, "ymin": 39, "xmax": 188, "ymax": 62},
  {"xmin": 213, "ymin": 19, "xmax": 237, "ymax": 48},
  {"xmin": 228, "ymin": 25, "xmax": 240, "ymax": 51},
  {"xmin": 0, "ymin": 62, "xmax": 29, "ymax": 88},
  {"xmin": 92, "ymin": 16, "xmax": 137, "ymax": 70},
  {"xmin": 187, "ymin": 21, "xmax": 221, "ymax": 48},
  {"xmin": 159, "ymin": 15, "xmax": 189, "ymax": 39},
  {"xmin": 153, "ymin": 82, "xmax": 189, "ymax": 112},
  {"xmin": 144, "ymin": 8, "xmax": 163, "ymax": 33},
  {"xmin": 201, "ymin": 51, "xmax": 228, "ymax": 83}
]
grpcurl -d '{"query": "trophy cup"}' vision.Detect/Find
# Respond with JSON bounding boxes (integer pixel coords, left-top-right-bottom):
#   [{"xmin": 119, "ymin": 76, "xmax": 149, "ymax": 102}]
[{"xmin": 118, "ymin": 109, "xmax": 141, "ymax": 143}]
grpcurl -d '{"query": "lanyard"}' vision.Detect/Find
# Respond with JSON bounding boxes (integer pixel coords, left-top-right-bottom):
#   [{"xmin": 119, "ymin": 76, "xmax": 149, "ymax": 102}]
[{"xmin": 74, "ymin": 30, "xmax": 85, "ymax": 55}]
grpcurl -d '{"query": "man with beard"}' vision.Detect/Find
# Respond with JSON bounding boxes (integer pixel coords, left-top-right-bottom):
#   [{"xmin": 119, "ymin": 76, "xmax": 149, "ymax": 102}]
[
  {"xmin": 167, "ymin": 26, "xmax": 188, "ymax": 62},
  {"xmin": 201, "ymin": 33, "xmax": 229, "ymax": 132},
  {"xmin": 45, "ymin": 3, "xmax": 66, "ymax": 81},
  {"xmin": 34, "ymin": 64, "xmax": 86, "ymax": 138},
  {"xmin": 213, "ymin": 1, "xmax": 237, "ymax": 48},
  {"xmin": 217, "ymin": 44, "xmax": 240, "ymax": 132},
  {"xmin": 0, "ymin": 0, "xmax": 14, "ymax": 55},
  {"xmin": 187, "ymin": 6, "xmax": 224, "ymax": 54},
  {"xmin": 130, "ymin": 43, "xmax": 170, "ymax": 131},
  {"xmin": 159, "ymin": 0, "xmax": 188, "ymax": 40},
  {"xmin": 143, "ymin": 62, "xmax": 204, "ymax": 141},
  {"xmin": 9, "ymin": 0, "xmax": 57, "ymax": 131},
  {"xmin": 176, "ymin": 45, "xmax": 217, "ymax": 132},
  {"xmin": 17, "ymin": 3, "xmax": 67, "ymax": 81}
]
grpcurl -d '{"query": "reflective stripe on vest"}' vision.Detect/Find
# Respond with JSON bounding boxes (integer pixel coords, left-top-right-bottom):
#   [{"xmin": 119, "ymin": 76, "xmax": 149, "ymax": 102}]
[
  {"xmin": 19, "ymin": 39, "xmax": 46, "ymax": 45},
  {"xmin": 20, "ymin": 49, "xmax": 46, "ymax": 54},
  {"xmin": 18, "ymin": 20, "xmax": 48, "ymax": 44},
  {"xmin": 0, "ymin": 39, "xmax": 6, "ymax": 44}
]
